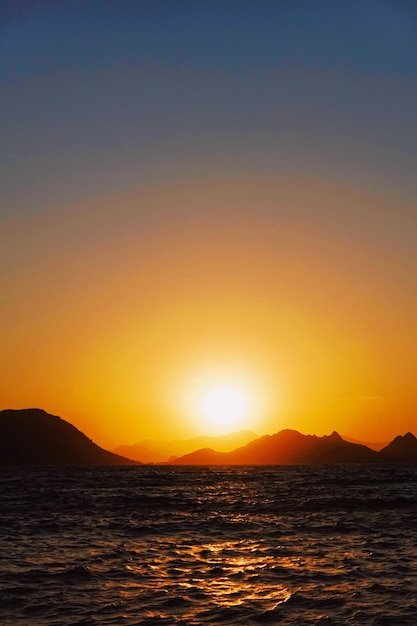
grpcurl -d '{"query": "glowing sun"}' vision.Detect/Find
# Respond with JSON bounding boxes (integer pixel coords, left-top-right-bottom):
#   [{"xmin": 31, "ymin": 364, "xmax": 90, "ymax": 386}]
[
  {"xmin": 199, "ymin": 385, "xmax": 249, "ymax": 431},
  {"xmin": 180, "ymin": 365, "xmax": 267, "ymax": 436}
]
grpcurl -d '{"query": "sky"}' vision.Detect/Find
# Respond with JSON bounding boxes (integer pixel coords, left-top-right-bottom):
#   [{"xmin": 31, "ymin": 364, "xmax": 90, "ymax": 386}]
[{"xmin": 1, "ymin": 0, "xmax": 417, "ymax": 449}]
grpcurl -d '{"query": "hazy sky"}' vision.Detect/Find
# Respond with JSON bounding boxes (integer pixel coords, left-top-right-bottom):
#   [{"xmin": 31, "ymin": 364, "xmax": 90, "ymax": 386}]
[{"xmin": 2, "ymin": 1, "xmax": 417, "ymax": 448}]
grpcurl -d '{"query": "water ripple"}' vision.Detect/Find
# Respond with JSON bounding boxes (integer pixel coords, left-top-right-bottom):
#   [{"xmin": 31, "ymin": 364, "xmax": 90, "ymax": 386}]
[{"xmin": 1, "ymin": 465, "xmax": 417, "ymax": 624}]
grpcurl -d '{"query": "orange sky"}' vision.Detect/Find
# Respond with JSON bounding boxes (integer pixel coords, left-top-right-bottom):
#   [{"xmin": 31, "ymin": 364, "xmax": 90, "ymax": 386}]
[
  {"xmin": 2, "ymin": 175, "xmax": 417, "ymax": 449},
  {"xmin": 2, "ymin": 3, "xmax": 417, "ymax": 450}
]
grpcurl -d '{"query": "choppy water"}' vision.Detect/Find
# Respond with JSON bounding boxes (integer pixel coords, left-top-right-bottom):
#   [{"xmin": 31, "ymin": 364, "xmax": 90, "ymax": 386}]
[{"xmin": 1, "ymin": 465, "xmax": 417, "ymax": 625}]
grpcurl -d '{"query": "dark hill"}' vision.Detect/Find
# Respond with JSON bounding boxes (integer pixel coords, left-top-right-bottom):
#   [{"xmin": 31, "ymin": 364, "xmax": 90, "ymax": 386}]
[
  {"xmin": 172, "ymin": 429, "xmax": 381, "ymax": 465},
  {"xmin": 0, "ymin": 409, "xmax": 138, "ymax": 465},
  {"xmin": 379, "ymin": 432, "xmax": 417, "ymax": 463}
]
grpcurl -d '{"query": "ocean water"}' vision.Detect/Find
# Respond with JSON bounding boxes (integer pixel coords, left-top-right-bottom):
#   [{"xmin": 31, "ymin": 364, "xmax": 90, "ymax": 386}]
[{"xmin": 1, "ymin": 465, "xmax": 417, "ymax": 625}]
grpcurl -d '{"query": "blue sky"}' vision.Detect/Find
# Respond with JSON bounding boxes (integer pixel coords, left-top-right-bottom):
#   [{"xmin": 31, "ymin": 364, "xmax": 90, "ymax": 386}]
[
  {"xmin": 3, "ymin": 1, "xmax": 417, "ymax": 78},
  {"xmin": 2, "ymin": 0, "xmax": 417, "ymax": 212}
]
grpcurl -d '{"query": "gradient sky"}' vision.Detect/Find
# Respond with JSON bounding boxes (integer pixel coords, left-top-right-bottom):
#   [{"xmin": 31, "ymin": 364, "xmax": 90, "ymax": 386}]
[{"xmin": 1, "ymin": 0, "xmax": 417, "ymax": 448}]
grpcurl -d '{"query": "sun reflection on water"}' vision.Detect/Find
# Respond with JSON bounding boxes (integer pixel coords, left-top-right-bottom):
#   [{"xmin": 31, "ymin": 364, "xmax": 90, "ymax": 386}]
[{"xmin": 179, "ymin": 539, "xmax": 292, "ymax": 610}]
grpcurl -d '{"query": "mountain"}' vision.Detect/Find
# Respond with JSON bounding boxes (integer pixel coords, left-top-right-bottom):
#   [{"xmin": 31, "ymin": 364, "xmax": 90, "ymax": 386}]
[
  {"xmin": 113, "ymin": 430, "xmax": 258, "ymax": 463},
  {"xmin": 0, "ymin": 409, "xmax": 138, "ymax": 465},
  {"xmin": 379, "ymin": 432, "xmax": 417, "ymax": 463},
  {"xmin": 171, "ymin": 429, "xmax": 382, "ymax": 465}
]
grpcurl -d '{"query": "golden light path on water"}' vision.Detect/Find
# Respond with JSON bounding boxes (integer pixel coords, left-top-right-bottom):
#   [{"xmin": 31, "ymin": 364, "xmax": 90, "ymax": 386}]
[
  {"xmin": 118, "ymin": 538, "xmax": 293, "ymax": 620},
  {"xmin": 102, "ymin": 533, "xmax": 357, "ymax": 623},
  {"xmin": 181, "ymin": 541, "xmax": 292, "ymax": 610}
]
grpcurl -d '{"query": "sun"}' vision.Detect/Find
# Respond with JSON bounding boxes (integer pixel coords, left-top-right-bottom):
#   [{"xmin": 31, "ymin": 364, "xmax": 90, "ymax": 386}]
[
  {"xmin": 200, "ymin": 385, "xmax": 249, "ymax": 431},
  {"xmin": 179, "ymin": 364, "xmax": 268, "ymax": 436}
]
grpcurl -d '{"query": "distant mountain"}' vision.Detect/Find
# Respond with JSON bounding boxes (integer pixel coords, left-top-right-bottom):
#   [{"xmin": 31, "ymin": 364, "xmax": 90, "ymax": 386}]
[
  {"xmin": 343, "ymin": 436, "xmax": 389, "ymax": 451},
  {"xmin": 379, "ymin": 432, "xmax": 417, "ymax": 463},
  {"xmin": 0, "ymin": 409, "xmax": 138, "ymax": 465},
  {"xmin": 113, "ymin": 430, "xmax": 258, "ymax": 463},
  {"xmin": 171, "ymin": 429, "xmax": 383, "ymax": 465}
]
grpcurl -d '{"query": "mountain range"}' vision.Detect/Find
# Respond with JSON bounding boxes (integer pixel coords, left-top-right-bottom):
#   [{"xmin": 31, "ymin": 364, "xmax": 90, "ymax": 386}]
[
  {"xmin": 113, "ymin": 430, "xmax": 258, "ymax": 463},
  {"xmin": 171, "ymin": 429, "xmax": 417, "ymax": 465},
  {"xmin": 1, "ymin": 408, "xmax": 417, "ymax": 465}
]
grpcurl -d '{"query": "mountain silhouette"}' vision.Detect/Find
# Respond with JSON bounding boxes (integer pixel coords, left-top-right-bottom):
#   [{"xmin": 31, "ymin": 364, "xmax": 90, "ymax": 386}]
[
  {"xmin": 114, "ymin": 430, "xmax": 258, "ymax": 463},
  {"xmin": 379, "ymin": 432, "xmax": 417, "ymax": 463},
  {"xmin": 171, "ymin": 429, "xmax": 384, "ymax": 465},
  {"xmin": 0, "ymin": 409, "xmax": 138, "ymax": 465},
  {"xmin": 2, "ymin": 409, "xmax": 416, "ymax": 466}
]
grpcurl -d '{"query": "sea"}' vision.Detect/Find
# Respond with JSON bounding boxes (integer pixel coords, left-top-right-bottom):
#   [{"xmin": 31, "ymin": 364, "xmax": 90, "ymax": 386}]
[{"xmin": 1, "ymin": 465, "xmax": 417, "ymax": 626}]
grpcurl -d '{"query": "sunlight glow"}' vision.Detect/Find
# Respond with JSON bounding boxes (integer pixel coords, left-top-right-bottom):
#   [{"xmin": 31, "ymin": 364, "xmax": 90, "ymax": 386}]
[
  {"xmin": 178, "ymin": 364, "xmax": 269, "ymax": 436},
  {"xmin": 200, "ymin": 385, "xmax": 249, "ymax": 430},
  {"xmin": 173, "ymin": 356, "xmax": 272, "ymax": 437}
]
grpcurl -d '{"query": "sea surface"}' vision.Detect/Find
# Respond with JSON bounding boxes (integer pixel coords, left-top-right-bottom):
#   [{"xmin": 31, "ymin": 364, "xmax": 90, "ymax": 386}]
[{"xmin": 1, "ymin": 465, "xmax": 417, "ymax": 625}]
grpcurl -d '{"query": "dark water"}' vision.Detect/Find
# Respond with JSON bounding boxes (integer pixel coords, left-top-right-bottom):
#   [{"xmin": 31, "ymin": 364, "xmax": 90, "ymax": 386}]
[{"xmin": 1, "ymin": 465, "xmax": 417, "ymax": 625}]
